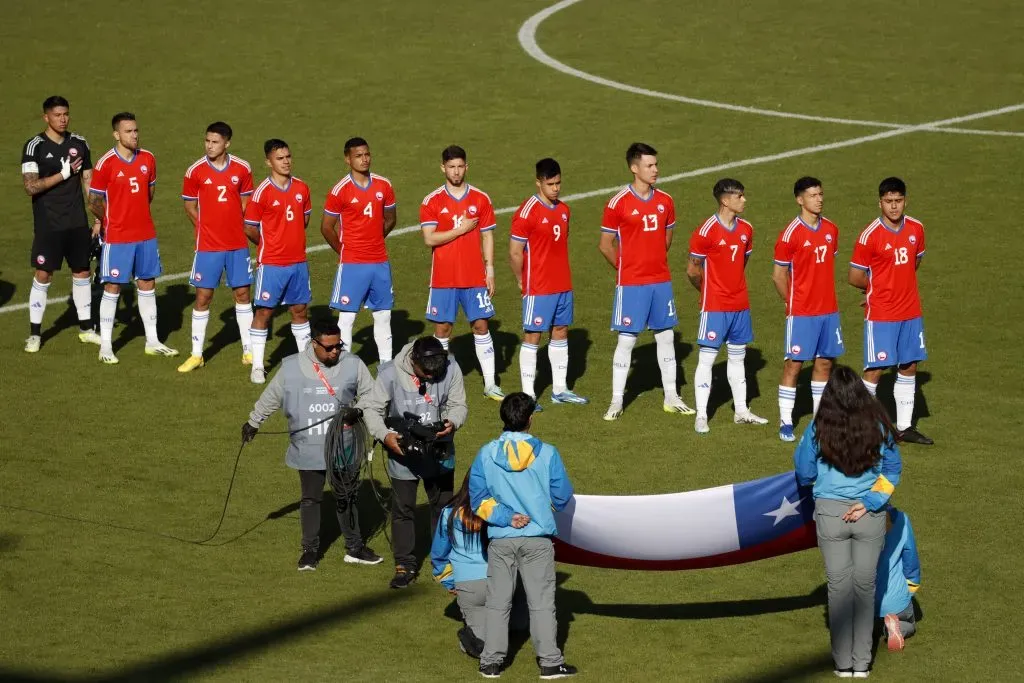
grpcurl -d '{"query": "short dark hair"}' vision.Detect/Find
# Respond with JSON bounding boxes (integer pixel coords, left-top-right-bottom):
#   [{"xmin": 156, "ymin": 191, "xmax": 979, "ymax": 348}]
[
  {"xmin": 441, "ymin": 145, "xmax": 467, "ymax": 163},
  {"xmin": 626, "ymin": 142, "xmax": 657, "ymax": 167},
  {"xmin": 878, "ymin": 177, "xmax": 906, "ymax": 197},
  {"xmin": 713, "ymin": 178, "xmax": 744, "ymax": 202},
  {"xmin": 411, "ymin": 336, "xmax": 448, "ymax": 378},
  {"xmin": 264, "ymin": 138, "xmax": 289, "ymax": 157},
  {"xmin": 793, "ymin": 176, "xmax": 822, "ymax": 197},
  {"xmin": 344, "ymin": 137, "xmax": 369, "ymax": 155},
  {"xmin": 43, "ymin": 96, "xmax": 69, "ymax": 112},
  {"xmin": 535, "ymin": 158, "xmax": 561, "ymax": 180},
  {"xmin": 111, "ymin": 112, "xmax": 136, "ymax": 130},
  {"xmin": 206, "ymin": 121, "xmax": 232, "ymax": 140},
  {"xmin": 500, "ymin": 392, "xmax": 536, "ymax": 432},
  {"xmin": 311, "ymin": 318, "xmax": 341, "ymax": 341}
]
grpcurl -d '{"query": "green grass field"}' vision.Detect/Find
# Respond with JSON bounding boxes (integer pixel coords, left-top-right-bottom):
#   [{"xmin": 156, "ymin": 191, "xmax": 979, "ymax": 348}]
[{"xmin": 2, "ymin": 1, "xmax": 1023, "ymax": 680}]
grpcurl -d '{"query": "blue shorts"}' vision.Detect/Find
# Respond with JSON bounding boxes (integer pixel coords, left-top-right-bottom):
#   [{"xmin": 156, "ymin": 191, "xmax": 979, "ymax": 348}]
[
  {"xmin": 330, "ymin": 262, "xmax": 394, "ymax": 312},
  {"xmin": 611, "ymin": 282, "xmax": 678, "ymax": 333},
  {"xmin": 522, "ymin": 292, "xmax": 574, "ymax": 331},
  {"xmin": 190, "ymin": 248, "xmax": 253, "ymax": 289},
  {"xmin": 100, "ymin": 238, "xmax": 162, "ymax": 283},
  {"xmin": 253, "ymin": 262, "xmax": 311, "ymax": 308},
  {"xmin": 864, "ymin": 317, "xmax": 927, "ymax": 368},
  {"xmin": 697, "ymin": 309, "xmax": 753, "ymax": 349},
  {"xmin": 426, "ymin": 287, "xmax": 495, "ymax": 323},
  {"xmin": 784, "ymin": 313, "xmax": 844, "ymax": 361}
]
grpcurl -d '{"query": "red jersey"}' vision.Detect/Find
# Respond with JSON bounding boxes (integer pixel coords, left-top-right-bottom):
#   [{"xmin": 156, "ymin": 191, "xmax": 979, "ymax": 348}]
[
  {"xmin": 323, "ymin": 172, "xmax": 396, "ymax": 264},
  {"xmin": 243, "ymin": 177, "xmax": 311, "ymax": 266},
  {"xmin": 688, "ymin": 214, "xmax": 754, "ymax": 312},
  {"xmin": 850, "ymin": 216, "xmax": 926, "ymax": 322},
  {"xmin": 600, "ymin": 185, "xmax": 676, "ymax": 286},
  {"xmin": 181, "ymin": 155, "xmax": 253, "ymax": 252},
  {"xmin": 510, "ymin": 195, "xmax": 572, "ymax": 295},
  {"xmin": 773, "ymin": 216, "xmax": 840, "ymax": 316},
  {"xmin": 90, "ymin": 148, "xmax": 157, "ymax": 243},
  {"xmin": 419, "ymin": 185, "xmax": 496, "ymax": 288}
]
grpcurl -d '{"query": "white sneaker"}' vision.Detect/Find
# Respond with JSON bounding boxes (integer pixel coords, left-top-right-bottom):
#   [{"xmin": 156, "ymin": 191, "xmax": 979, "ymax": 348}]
[
  {"xmin": 250, "ymin": 367, "xmax": 266, "ymax": 384},
  {"xmin": 663, "ymin": 396, "xmax": 696, "ymax": 415},
  {"xmin": 603, "ymin": 402, "xmax": 623, "ymax": 421},
  {"xmin": 78, "ymin": 330, "xmax": 102, "ymax": 345},
  {"xmin": 145, "ymin": 342, "xmax": 179, "ymax": 357},
  {"xmin": 98, "ymin": 347, "xmax": 119, "ymax": 365},
  {"xmin": 734, "ymin": 410, "xmax": 769, "ymax": 425},
  {"xmin": 24, "ymin": 335, "xmax": 41, "ymax": 353},
  {"xmin": 852, "ymin": 672, "xmax": 870, "ymax": 679},
  {"xmin": 694, "ymin": 415, "xmax": 710, "ymax": 434}
]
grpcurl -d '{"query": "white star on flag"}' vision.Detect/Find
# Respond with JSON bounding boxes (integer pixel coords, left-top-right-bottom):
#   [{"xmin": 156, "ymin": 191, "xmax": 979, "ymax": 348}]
[{"xmin": 763, "ymin": 496, "xmax": 804, "ymax": 526}]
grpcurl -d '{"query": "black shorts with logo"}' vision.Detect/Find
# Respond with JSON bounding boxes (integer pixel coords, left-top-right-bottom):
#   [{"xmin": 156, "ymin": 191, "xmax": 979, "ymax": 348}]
[{"xmin": 31, "ymin": 227, "xmax": 92, "ymax": 272}]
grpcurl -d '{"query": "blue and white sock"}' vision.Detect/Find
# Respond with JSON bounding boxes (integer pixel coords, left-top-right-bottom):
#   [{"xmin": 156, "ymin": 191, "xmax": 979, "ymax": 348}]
[
  {"xmin": 778, "ymin": 385, "xmax": 797, "ymax": 425},
  {"xmin": 435, "ymin": 336, "xmax": 450, "ymax": 351},
  {"xmin": 694, "ymin": 346, "xmax": 717, "ymax": 418},
  {"xmin": 474, "ymin": 333, "xmax": 496, "ymax": 388},
  {"xmin": 894, "ymin": 374, "xmax": 916, "ymax": 431},
  {"xmin": 100, "ymin": 291, "xmax": 119, "ymax": 350},
  {"xmin": 72, "ymin": 276, "xmax": 92, "ymax": 329},
  {"xmin": 726, "ymin": 344, "xmax": 748, "ymax": 414},
  {"xmin": 235, "ymin": 304, "xmax": 253, "ymax": 353},
  {"xmin": 811, "ymin": 380, "xmax": 827, "ymax": 416},
  {"xmin": 250, "ymin": 327, "xmax": 269, "ymax": 370},
  {"xmin": 28, "ymin": 278, "xmax": 50, "ymax": 330},
  {"xmin": 190, "ymin": 309, "xmax": 210, "ymax": 357},
  {"xmin": 549, "ymin": 338, "xmax": 569, "ymax": 395},
  {"xmin": 291, "ymin": 321, "xmax": 311, "ymax": 352},
  {"xmin": 137, "ymin": 288, "xmax": 159, "ymax": 345},
  {"xmin": 863, "ymin": 379, "xmax": 878, "ymax": 396},
  {"xmin": 519, "ymin": 342, "xmax": 538, "ymax": 397}
]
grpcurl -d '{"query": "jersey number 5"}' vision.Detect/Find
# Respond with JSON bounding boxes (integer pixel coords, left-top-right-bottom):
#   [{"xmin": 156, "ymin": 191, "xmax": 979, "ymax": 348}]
[{"xmin": 129, "ymin": 177, "xmax": 140, "ymax": 194}]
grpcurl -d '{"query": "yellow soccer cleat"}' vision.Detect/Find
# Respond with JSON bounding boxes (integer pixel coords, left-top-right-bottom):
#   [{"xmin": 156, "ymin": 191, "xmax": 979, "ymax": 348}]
[
  {"xmin": 177, "ymin": 355, "xmax": 205, "ymax": 373},
  {"xmin": 241, "ymin": 351, "xmax": 253, "ymax": 366}
]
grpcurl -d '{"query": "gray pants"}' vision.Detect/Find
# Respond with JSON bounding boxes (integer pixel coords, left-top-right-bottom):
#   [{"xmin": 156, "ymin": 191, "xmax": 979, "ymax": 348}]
[
  {"xmin": 815, "ymin": 498, "xmax": 886, "ymax": 672},
  {"xmin": 885, "ymin": 602, "xmax": 917, "ymax": 639},
  {"xmin": 457, "ymin": 578, "xmax": 529, "ymax": 643},
  {"xmin": 480, "ymin": 537, "xmax": 563, "ymax": 668}
]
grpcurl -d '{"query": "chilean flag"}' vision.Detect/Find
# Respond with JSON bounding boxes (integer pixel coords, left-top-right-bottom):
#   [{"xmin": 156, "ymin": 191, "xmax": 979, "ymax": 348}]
[{"xmin": 553, "ymin": 471, "xmax": 817, "ymax": 570}]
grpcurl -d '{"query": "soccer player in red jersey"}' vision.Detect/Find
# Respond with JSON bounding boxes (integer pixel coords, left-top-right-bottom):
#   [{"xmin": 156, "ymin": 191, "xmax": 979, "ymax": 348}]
[
  {"xmin": 686, "ymin": 178, "xmax": 768, "ymax": 434},
  {"xmin": 420, "ymin": 145, "xmax": 502, "ymax": 400},
  {"xmin": 177, "ymin": 121, "xmax": 255, "ymax": 372},
  {"xmin": 849, "ymin": 177, "xmax": 931, "ymax": 445},
  {"xmin": 243, "ymin": 139, "xmax": 312, "ymax": 384},
  {"xmin": 598, "ymin": 142, "xmax": 694, "ymax": 421},
  {"xmin": 88, "ymin": 112, "xmax": 178, "ymax": 364},
  {"xmin": 321, "ymin": 137, "xmax": 397, "ymax": 362},
  {"xmin": 509, "ymin": 158, "xmax": 588, "ymax": 408},
  {"xmin": 772, "ymin": 176, "xmax": 844, "ymax": 442}
]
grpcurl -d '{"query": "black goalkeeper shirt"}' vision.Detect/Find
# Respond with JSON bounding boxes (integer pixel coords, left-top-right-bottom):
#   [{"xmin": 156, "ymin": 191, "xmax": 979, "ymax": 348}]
[{"xmin": 21, "ymin": 131, "xmax": 93, "ymax": 232}]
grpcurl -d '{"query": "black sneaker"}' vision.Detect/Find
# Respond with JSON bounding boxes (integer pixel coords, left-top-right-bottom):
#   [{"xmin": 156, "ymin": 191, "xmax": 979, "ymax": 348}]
[
  {"xmin": 458, "ymin": 626, "xmax": 484, "ymax": 658},
  {"xmin": 297, "ymin": 549, "xmax": 318, "ymax": 572},
  {"xmin": 389, "ymin": 566, "xmax": 418, "ymax": 589},
  {"xmin": 898, "ymin": 426, "xmax": 933, "ymax": 445},
  {"xmin": 479, "ymin": 663, "xmax": 502, "ymax": 678},
  {"xmin": 539, "ymin": 663, "xmax": 577, "ymax": 679},
  {"xmin": 344, "ymin": 546, "xmax": 384, "ymax": 565}
]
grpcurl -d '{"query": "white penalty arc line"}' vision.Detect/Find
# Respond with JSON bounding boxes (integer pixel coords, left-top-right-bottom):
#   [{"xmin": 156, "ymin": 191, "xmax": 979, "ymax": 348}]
[
  {"xmin": 519, "ymin": 0, "xmax": 1024, "ymax": 138},
  {"xmin": 3, "ymin": 100, "xmax": 1021, "ymax": 317}
]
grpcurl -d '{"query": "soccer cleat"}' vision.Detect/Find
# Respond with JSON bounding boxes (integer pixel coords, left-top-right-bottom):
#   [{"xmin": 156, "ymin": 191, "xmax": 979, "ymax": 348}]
[
  {"xmin": 483, "ymin": 385, "xmax": 505, "ymax": 402},
  {"xmin": 530, "ymin": 398, "xmax": 544, "ymax": 413},
  {"xmin": 78, "ymin": 330, "xmax": 102, "ymax": 346},
  {"xmin": 833, "ymin": 671, "xmax": 853, "ymax": 679},
  {"xmin": 735, "ymin": 410, "xmax": 769, "ymax": 425},
  {"xmin": 695, "ymin": 415, "xmax": 710, "ymax": 434},
  {"xmin": 344, "ymin": 546, "xmax": 383, "ymax": 565},
  {"xmin": 389, "ymin": 566, "xmax": 418, "ymax": 589},
  {"xmin": 145, "ymin": 342, "xmax": 179, "ymax": 357},
  {"xmin": 250, "ymin": 368, "xmax": 266, "ymax": 385},
  {"xmin": 898, "ymin": 426, "xmax": 933, "ymax": 445},
  {"xmin": 539, "ymin": 663, "xmax": 578, "ymax": 679},
  {"xmin": 603, "ymin": 402, "xmax": 623, "ymax": 421},
  {"xmin": 297, "ymin": 549, "xmax": 318, "ymax": 572},
  {"xmin": 663, "ymin": 397, "xmax": 696, "ymax": 415},
  {"xmin": 98, "ymin": 348, "xmax": 119, "ymax": 365},
  {"xmin": 779, "ymin": 423, "xmax": 796, "ymax": 442},
  {"xmin": 551, "ymin": 390, "xmax": 589, "ymax": 405},
  {"xmin": 177, "ymin": 355, "xmax": 205, "ymax": 373},
  {"xmin": 241, "ymin": 351, "xmax": 253, "ymax": 365},
  {"xmin": 884, "ymin": 614, "xmax": 905, "ymax": 651},
  {"xmin": 479, "ymin": 663, "xmax": 502, "ymax": 679},
  {"xmin": 24, "ymin": 335, "xmax": 41, "ymax": 353}
]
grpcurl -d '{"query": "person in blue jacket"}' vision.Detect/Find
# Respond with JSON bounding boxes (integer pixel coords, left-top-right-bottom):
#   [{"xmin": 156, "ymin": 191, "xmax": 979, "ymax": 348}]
[
  {"xmin": 876, "ymin": 505, "xmax": 921, "ymax": 652},
  {"xmin": 794, "ymin": 365, "xmax": 902, "ymax": 679}
]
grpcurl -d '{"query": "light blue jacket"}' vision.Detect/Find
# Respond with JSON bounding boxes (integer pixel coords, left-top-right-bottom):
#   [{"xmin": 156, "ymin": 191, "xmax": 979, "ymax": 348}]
[
  {"xmin": 794, "ymin": 421, "xmax": 902, "ymax": 511},
  {"xmin": 430, "ymin": 507, "xmax": 489, "ymax": 590},
  {"xmin": 468, "ymin": 431, "xmax": 573, "ymax": 539},
  {"xmin": 876, "ymin": 508, "xmax": 922, "ymax": 616}
]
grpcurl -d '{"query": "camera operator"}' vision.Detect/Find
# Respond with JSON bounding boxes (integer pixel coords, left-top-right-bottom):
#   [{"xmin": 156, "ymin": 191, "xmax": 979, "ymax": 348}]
[
  {"xmin": 362, "ymin": 336, "xmax": 468, "ymax": 589},
  {"xmin": 242, "ymin": 318, "xmax": 382, "ymax": 571}
]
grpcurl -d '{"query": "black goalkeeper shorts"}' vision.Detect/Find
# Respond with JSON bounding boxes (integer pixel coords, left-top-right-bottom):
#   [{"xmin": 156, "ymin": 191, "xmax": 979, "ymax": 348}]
[{"xmin": 31, "ymin": 228, "xmax": 92, "ymax": 272}]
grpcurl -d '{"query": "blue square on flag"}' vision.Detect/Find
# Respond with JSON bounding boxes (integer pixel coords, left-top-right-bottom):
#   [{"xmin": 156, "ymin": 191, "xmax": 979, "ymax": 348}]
[{"xmin": 733, "ymin": 472, "xmax": 814, "ymax": 549}]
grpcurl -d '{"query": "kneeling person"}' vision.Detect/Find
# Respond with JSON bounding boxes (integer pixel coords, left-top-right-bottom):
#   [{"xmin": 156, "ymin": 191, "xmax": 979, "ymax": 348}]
[{"xmin": 877, "ymin": 505, "xmax": 921, "ymax": 652}]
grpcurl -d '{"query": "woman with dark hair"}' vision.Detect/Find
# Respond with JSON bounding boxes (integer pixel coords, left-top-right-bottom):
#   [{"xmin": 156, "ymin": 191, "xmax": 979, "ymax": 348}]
[{"xmin": 794, "ymin": 365, "xmax": 903, "ymax": 679}]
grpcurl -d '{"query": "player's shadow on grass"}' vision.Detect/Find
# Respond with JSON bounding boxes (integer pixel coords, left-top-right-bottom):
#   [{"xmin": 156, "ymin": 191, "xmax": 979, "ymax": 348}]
[
  {"xmin": 706, "ymin": 346, "xmax": 768, "ymax": 419},
  {"xmin": 40, "ymin": 296, "xmax": 83, "ymax": 345},
  {"xmin": 448, "ymin": 319, "xmax": 519, "ymax": 384},
  {"xmin": 532, "ymin": 328, "xmax": 594, "ymax": 399},
  {"xmin": 266, "ymin": 315, "xmax": 304, "ymax": 369},
  {"xmin": 111, "ymin": 284, "xmax": 190, "ymax": 353},
  {"xmin": 352, "ymin": 309, "xmax": 425, "ymax": 366},
  {"xmin": 203, "ymin": 304, "xmax": 246, "ymax": 364},
  {"xmin": 0, "ymin": 278, "xmax": 16, "ymax": 307},
  {"xmin": 317, "ymin": 481, "xmax": 392, "ymax": 560},
  {"xmin": 622, "ymin": 332, "xmax": 694, "ymax": 410}
]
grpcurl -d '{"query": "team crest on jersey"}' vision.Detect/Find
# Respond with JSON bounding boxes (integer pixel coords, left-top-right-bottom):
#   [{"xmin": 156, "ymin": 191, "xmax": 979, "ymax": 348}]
[
  {"xmin": 825, "ymin": 234, "xmax": 833, "ymax": 243},
  {"xmin": 295, "ymin": 194, "xmax": 303, "ymax": 202},
  {"xmin": 69, "ymin": 147, "xmax": 79, "ymax": 158},
  {"xmin": 140, "ymin": 165, "xmax": 148, "ymax": 174},
  {"xmin": 468, "ymin": 205, "xmax": 478, "ymax": 216},
  {"xmin": 876, "ymin": 351, "xmax": 888, "ymax": 362},
  {"xmin": 790, "ymin": 344, "xmax": 801, "ymax": 354},
  {"xmin": 707, "ymin": 330, "xmax": 717, "ymax": 341},
  {"xmin": 111, "ymin": 268, "xmax": 120, "ymax": 278},
  {"xmin": 375, "ymin": 191, "xmax": 384, "ymax": 201},
  {"xmin": 740, "ymin": 234, "xmax": 748, "ymax": 243},
  {"xmin": 340, "ymin": 295, "xmax": 350, "ymax": 305},
  {"xmin": 261, "ymin": 291, "xmax": 271, "ymax": 301},
  {"xmin": 909, "ymin": 235, "xmax": 917, "ymax": 244},
  {"xmin": 657, "ymin": 204, "xmax": 665, "ymax": 213},
  {"xmin": 622, "ymin": 316, "xmax": 632, "ymax": 326},
  {"xmin": 231, "ymin": 175, "xmax": 239, "ymax": 184},
  {"xmin": 561, "ymin": 213, "xmax": 567, "ymax": 221},
  {"xmin": 36, "ymin": 255, "xmax": 45, "ymax": 265},
  {"xmin": 533, "ymin": 316, "xmax": 543, "ymax": 326}
]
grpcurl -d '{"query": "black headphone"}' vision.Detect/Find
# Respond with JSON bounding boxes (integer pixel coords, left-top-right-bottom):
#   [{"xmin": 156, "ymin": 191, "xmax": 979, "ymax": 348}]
[{"xmin": 411, "ymin": 338, "xmax": 450, "ymax": 384}]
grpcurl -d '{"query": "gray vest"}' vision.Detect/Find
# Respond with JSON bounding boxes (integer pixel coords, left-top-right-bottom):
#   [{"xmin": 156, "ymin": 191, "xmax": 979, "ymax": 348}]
[
  {"xmin": 280, "ymin": 354, "xmax": 362, "ymax": 470},
  {"xmin": 378, "ymin": 360, "xmax": 457, "ymax": 481}
]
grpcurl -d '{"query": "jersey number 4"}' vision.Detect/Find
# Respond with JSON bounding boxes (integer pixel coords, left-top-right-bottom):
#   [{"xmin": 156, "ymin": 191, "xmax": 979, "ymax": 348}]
[{"xmin": 363, "ymin": 202, "xmax": 373, "ymax": 218}]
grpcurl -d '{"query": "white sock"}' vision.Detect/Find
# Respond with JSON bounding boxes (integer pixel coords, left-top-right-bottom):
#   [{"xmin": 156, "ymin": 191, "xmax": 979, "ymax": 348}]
[
  {"xmin": 291, "ymin": 322, "xmax": 311, "ymax": 352},
  {"xmin": 235, "ymin": 304, "xmax": 253, "ymax": 353},
  {"xmin": 99, "ymin": 292, "xmax": 118, "ymax": 349},
  {"xmin": 372, "ymin": 309, "xmax": 393, "ymax": 362},
  {"xmin": 894, "ymin": 374, "xmax": 916, "ymax": 431},
  {"xmin": 435, "ymin": 336, "xmax": 450, "ymax": 351},
  {"xmin": 726, "ymin": 344, "xmax": 748, "ymax": 414},
  {"xmin": 549, "ymin": 339, "xmax": 569, "ymax": 395},
  {"xmin": 474, "ymin": 332, "xmax": 496, "ymax": 388},
  {"xmin": 863, "ymin": 379, "xmax": 878, "ymax": 396},
  {"xmin": 519, "ymin": 342, "xmax": 538, "ymax": 397},
  {"xmin": 694, "ymin": 347, "xmax": 717, "ymax": 417},
  {"xmin": 778, "ymin": 385, "xmax": 796, "ymax": 425},
  {"xmin": 190, "ymin": 309, "xmax": 209, "ymax": 357},
  {"xmin": 137, "ymin": 288, "xmax": 159, "ymax": 345},
  {"xmin": 337, "ymin": 311, "xmax": 357, "ymax": 352},
  {"xmin": 72, "ymin": 276, "xmax": 92, "ymax": 326},
  {"xmin": 811, "ymin": 380, "xmax": 827, "ymax": 415},
  {"xmin": 654, "ymin": 329, "xmax": 678, "ymax": 400},
  {"xmin": 611, "ymin": 333, "xmax": 637, "ymax": 403},
  {"xmin": 29, "ymin": 278, "xmax": 50, "ymax": 327},
  {"xmin": 250, "ymin": 327, "xmax": 268, "ymax": 370}
]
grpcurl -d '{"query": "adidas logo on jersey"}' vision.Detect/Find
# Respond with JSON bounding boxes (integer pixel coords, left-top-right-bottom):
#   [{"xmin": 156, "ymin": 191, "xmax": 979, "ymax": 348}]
[
  {"xmin": 542, "ymin": 218, "xmax": 549, "ymax": 224},
  {"xmin": 272, "ymin": 200, "xmax": 280, "ymax": 206},
  {"xmin": 117, "ymin": 171, "xmax": 125, "ymax": 177},
  {"xmin": 803, "ymin": 240, "xmax": 812, "ymax": 247},
  {"xmin": 632, "ymin": 209, "xmax": 640, "ymax": 215},
  {"xmin": 885, "ymin": 243, "xmax": 893, "ymax": 250},
  {"xmin": 350, "ymin": 197, "xmax": 359, "ymax": 203},
  {"xmin": 45, "ymin": 152, "xmax": 54, "ymax": 159},
  {"xmin": 204, "ymin": 178, "xmax": 213, "ymax": 184},
  {"xmin": 440, "ymin": 207, "xmax": 449, "ymax": 214},
  {"xmin": 719, "ymin": 239, "xmax": 727, "ymax": 245}
]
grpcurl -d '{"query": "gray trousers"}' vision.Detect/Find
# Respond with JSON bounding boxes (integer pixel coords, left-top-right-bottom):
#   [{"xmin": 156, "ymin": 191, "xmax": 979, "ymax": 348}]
[
  {"xmin": 457, "ymin": 578, "xmax": 529, "ymax": 643},
  {"xmin": 815, "ymin": 498, "xmax": 886, "ymax": 672},
  {"xmin": 480, "ymin": 537, "xmax": 563, "ymax": 668}
]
